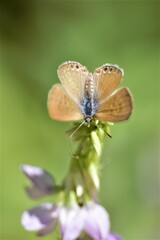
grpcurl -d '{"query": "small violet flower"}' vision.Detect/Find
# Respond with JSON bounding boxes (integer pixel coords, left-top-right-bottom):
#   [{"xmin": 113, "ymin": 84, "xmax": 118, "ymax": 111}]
[{"xmin": 21, "ymin": 165, "xmax": 122, "ymax": 240}]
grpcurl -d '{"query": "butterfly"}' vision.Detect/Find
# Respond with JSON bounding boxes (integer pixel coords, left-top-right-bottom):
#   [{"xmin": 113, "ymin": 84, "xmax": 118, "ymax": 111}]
[{"xmin": 48, "ymin": 61, "xmax": 133, "ymax": 125}]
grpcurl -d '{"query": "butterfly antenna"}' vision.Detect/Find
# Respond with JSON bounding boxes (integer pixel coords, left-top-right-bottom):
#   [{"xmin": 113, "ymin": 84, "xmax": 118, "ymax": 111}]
[
  {"xmin": 105, "ymin": 130, "xmax": 112, "ymax": 138},
  {"xmin": 97, "ymin": 125, "xmax": 112, "ymax": 138},
  {"xmin": 69, "ymin": 120, "xmax": 86, "ymax": 139}
]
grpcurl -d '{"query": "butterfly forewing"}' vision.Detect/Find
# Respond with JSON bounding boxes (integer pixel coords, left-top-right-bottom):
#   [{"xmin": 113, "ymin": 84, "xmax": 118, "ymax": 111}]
[
  {"xmin": 93, "ymin": 64, "xmax": 124, "ymax": 104},
  {"xmin": 58, "ymin": 61, "xmax": 89, "ymax": 105},
  {"xmin": 95, "ymin": 88, "xmax": 132, "ymax": 122},
  {"xmin": 48, "ymin": 83, "xmax": 83, "ymax": 121}
]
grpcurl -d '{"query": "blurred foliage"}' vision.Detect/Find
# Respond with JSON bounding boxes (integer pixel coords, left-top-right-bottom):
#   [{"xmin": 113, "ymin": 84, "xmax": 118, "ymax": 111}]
[{"xmin": 0, "ymin": 0, "xmax": 159, "ymax": 239}]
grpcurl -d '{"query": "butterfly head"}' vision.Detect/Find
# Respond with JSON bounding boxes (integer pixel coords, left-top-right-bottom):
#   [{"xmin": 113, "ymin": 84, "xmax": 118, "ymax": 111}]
[{"xmin": 85, "ymin": 116, "xmax": 92, "ymax": 127}]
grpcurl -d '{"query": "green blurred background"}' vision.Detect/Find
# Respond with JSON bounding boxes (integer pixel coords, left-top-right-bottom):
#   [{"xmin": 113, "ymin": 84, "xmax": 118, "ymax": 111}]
[{"xmin": 1, "ymin": 0, "xmax": 159, "ymax": 239}]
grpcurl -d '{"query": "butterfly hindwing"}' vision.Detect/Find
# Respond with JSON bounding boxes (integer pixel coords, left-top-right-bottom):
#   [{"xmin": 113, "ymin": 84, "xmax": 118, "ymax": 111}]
[
  {"xmin": 95, "ymin": 87, "xmax": 133, "ymax": 122},
  {"xmin": 48, "ymin": 83, "xmax": 83, "ymax": 121}
]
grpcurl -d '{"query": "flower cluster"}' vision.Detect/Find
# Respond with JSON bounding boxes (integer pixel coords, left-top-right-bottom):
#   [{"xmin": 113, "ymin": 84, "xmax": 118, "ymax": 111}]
[
  {"xmin": 21, "ymin": 122, "xmax": 122, "ymax": 240},
  {"xmin": 21, "ymin": 165, "xmax": 121, "ymax": 240}
]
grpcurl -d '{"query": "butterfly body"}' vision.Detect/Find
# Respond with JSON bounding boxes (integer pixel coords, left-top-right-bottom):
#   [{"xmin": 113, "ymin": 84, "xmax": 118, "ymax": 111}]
[
  {"xmin": 81, "ymin": 97, "xmax": 99, "ymax": 124},
  {"xmin": 48, "ymin": 61, "xmax": 133, "ymax": 124},
  {"xmin": 81, "ymin": 74, "xmax": 99, "ymax": 124}
]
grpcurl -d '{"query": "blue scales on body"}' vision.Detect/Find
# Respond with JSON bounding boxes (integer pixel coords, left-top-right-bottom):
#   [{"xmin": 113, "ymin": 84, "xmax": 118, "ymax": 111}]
[{"xmin": 81, "ymin": 74, "xmax": 99, "ymax": 124}]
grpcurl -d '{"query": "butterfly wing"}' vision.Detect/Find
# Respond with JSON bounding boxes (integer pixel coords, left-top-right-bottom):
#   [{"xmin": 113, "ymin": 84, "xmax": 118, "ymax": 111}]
[
  {"xmin": 58, "ymin": 61, "xmax": 89, "ymax": 105},
  {"xmin": 47, "ymin": 84, "xmax": 83, "ymax": 121},
  {"xmin": 95, "ymin": 87, "xmax": 133, "ymax": 122},
  {"xmin": 93, "ymin": 64, "xmax": 124, "ymax": 104}
]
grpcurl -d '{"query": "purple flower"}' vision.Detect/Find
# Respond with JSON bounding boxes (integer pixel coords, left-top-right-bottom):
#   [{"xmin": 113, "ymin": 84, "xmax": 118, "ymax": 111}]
[
  {"xmin": 83, "ymin": 202, "xmax": 110, "ymax": 239},
  {"xmin": 59, "ymin": 203, "xmax": 85, "ymax": 240},
  {"xmin": 59, "ymin": 202, "xmax": 111, "ymax": 240},
  {"xmin": 21, "ymin": 165, "xmax": 56, "ymax": 199},
  {"xmin": 21, "ymin": 165, "xmax": 122, "ymax": 240},
  {"xmin": 21, "ymin": 203, "xmax": 60, "ymax": 236}
]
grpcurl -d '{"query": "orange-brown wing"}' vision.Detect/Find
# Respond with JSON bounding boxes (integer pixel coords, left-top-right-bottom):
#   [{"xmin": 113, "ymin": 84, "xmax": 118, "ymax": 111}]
[
  {"xmin": 95, "ymin": 88, "xmax": 133, "ymax": 122},
  {"xmin": 93, "ymin": 64, "xmax": 124, "ymax": 104},
  {"xmin": 58, "ymin": 61, "xmax": 89, "ymax": 105},
  {"xmin": 47, "ymin": 84, "xmax": 83, "ymax": 122}
]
